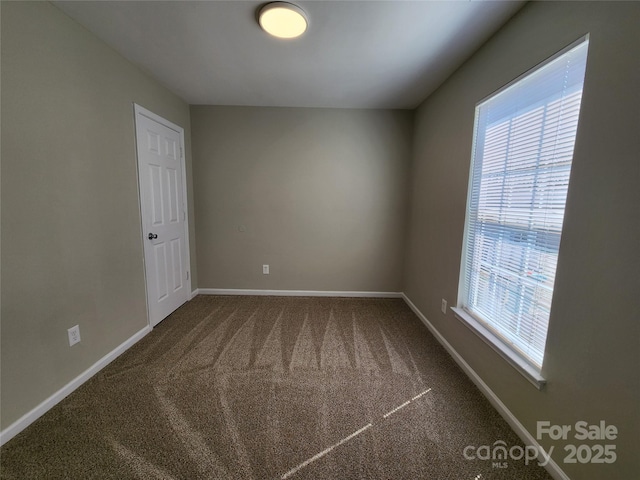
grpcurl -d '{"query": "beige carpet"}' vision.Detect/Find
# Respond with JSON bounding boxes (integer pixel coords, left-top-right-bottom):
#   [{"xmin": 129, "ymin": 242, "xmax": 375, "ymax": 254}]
[{"xmin": 1, "ymin": 295, "xmax": 553, "ymax": 479}]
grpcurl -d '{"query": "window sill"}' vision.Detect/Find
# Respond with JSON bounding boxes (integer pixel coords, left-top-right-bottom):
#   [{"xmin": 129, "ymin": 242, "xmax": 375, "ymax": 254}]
[{"xmin": 450, "ymin": 307, "xmax": 547, "ymax": 390}]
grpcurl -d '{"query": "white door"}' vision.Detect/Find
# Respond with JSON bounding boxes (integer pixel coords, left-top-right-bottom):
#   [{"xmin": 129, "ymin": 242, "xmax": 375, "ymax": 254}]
[{"xmin": 135, "ymin": 106, "xmax": 190, "ymax": 327}]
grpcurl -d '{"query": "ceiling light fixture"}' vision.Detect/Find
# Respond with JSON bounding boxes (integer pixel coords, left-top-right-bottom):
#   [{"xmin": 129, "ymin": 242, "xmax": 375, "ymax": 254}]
[{"xmin": 258, "ymin": 2, "xmax": 308, "ymax": 39}]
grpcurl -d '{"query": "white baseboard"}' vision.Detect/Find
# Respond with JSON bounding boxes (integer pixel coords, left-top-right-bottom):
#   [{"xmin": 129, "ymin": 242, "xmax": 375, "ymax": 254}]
[
  {"xmin": 0, "ymin": 326, "xmax": 152, "ymax": 447},
  {"xmin": 401, "ymin": 293, "xmax": 569, "ymax": 480},
  {"xmin": 191, "ymin": 288, "xmax": 199, "ymax": 299},
  {"xmin": 197, "ymin": 288, "xmax": 402, "ymax": 298}
]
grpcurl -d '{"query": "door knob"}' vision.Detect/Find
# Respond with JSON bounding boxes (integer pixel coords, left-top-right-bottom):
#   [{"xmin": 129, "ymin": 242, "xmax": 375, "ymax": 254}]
[{"xmin": 148, "ymin": 233, "xmax": 158, "ymax": 240}]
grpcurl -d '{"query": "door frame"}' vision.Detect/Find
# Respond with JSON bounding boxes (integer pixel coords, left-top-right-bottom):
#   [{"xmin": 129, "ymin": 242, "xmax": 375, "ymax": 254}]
[{"xmin": 133, "ymin": 103, "xmax": 192, "ymax": 326}]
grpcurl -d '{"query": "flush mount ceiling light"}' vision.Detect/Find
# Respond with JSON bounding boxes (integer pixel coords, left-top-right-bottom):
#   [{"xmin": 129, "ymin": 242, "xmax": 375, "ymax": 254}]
[{"xmin": 258, "ymin": 2, "xmax": 308, "ymax": 39}]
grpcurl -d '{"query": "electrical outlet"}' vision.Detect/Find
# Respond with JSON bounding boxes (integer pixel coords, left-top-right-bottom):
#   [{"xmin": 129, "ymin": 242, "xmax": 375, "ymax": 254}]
[
  {"xmin": 68, "ymin": 325, "xmax": 81, "ymax": 346},
  {"xmin": 441, "ymin": 299, "xmax": 448, "ymax": 314},
  {"xmin": 263, "ymin": 264, "xmax": 269, "ymax": 275}
]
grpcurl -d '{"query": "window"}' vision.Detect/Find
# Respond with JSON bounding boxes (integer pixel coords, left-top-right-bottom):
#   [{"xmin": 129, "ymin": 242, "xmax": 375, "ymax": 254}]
[{"xmin": 455, "ymin": 38, "xmax": 589, "ymax": 387}]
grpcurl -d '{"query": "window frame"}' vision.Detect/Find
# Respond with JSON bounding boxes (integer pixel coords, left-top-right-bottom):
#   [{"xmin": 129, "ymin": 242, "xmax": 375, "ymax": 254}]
[{"xmin": 454, "ymin": 36, "xmax": 590, "ymax": 390}]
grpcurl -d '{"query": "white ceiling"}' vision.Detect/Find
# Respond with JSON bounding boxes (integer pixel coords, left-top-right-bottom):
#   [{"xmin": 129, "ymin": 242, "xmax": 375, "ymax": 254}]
[{"xmin": 54, "ymin": 0, "xmax": 525, "ymax": 109}]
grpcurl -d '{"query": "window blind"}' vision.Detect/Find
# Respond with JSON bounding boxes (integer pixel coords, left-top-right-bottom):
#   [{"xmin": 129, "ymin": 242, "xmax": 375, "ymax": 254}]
[{"xmin": 461, "ymin": 39, "xmax": 589, "ymax": 369}]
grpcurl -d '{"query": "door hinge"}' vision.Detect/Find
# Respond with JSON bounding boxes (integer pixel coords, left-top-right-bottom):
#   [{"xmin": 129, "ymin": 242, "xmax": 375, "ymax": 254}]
[
  {"xmin": 180, "ymin": 145, "xmax": 183, "ymax": 158},
  {"xmin": 183, "ymin": 211, "xmax": 186, "ymax": 221},
  {"xmin": 186, "ymin": 271, "xmax": 189, "ymax": 280}
]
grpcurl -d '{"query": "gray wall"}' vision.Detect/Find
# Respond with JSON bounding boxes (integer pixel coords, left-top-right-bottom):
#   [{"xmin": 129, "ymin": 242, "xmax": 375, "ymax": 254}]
[
  {"xmin": 191, "ymin": 106, "xmax": 412, "ymax": 292},
  {"xmin": 1, "ymin": 2, "xmax": 196, "ymax": 429},
  {"xmin": 403, "ymin": 2, "xmax": 639, "ymax": 478}
]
